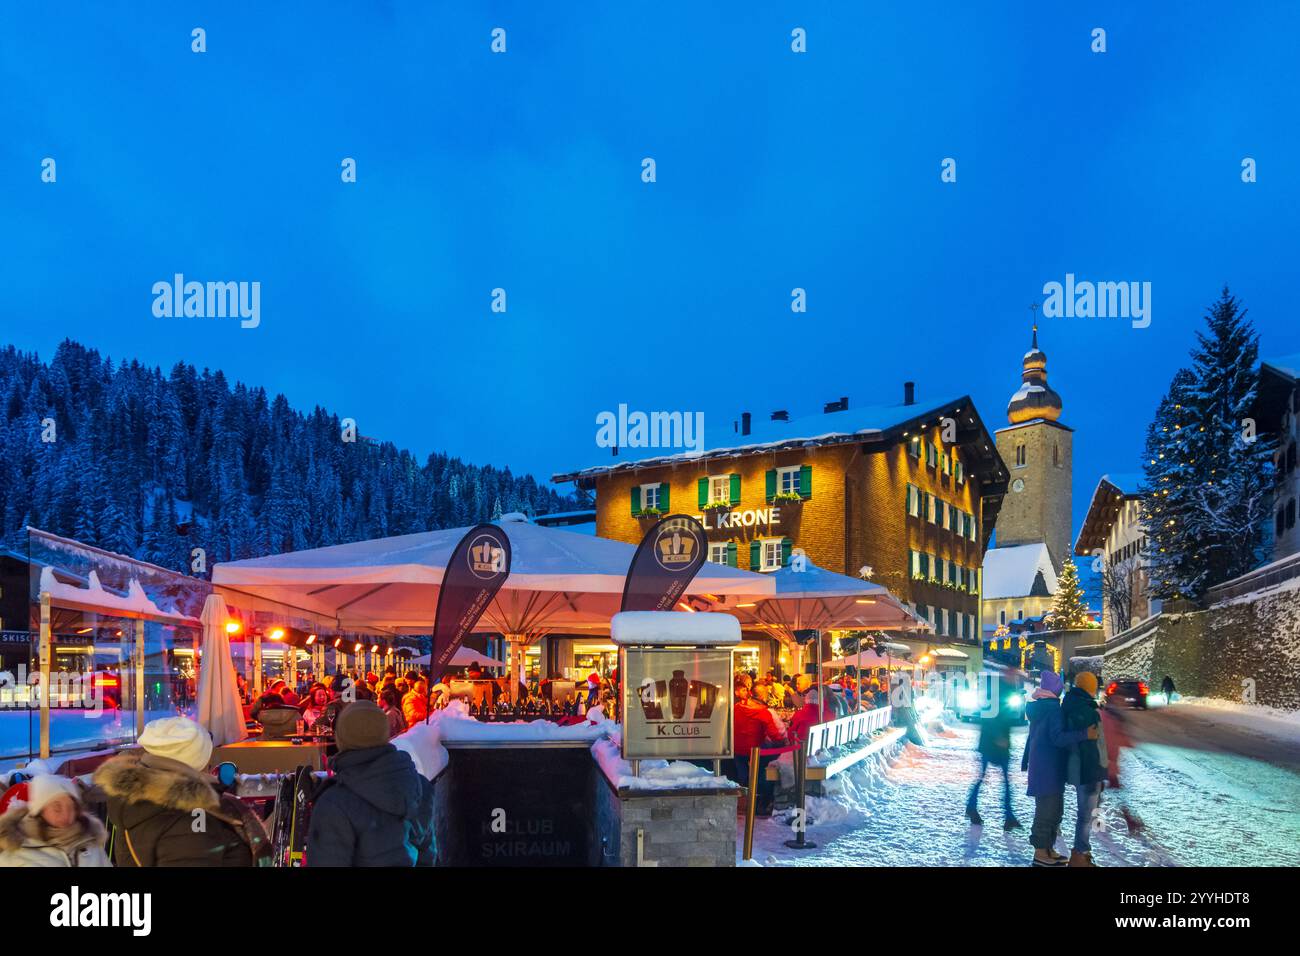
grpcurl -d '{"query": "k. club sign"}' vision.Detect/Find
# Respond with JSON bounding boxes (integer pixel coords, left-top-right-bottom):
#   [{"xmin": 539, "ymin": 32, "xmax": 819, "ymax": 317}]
[{"xmin": 621, "ymin": 648, "xmax": 733, "ymax": 760}]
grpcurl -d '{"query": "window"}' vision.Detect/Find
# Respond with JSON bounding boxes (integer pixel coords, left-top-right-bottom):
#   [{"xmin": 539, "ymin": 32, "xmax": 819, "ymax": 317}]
[
  {"xmin": 641, "ymin": 483, "xmax": 661, "ymax": 511},
  {"xmin": 1015, "ymin": 444, "xmax": 1027, "ymax": 467},
  {"xmin": 919, "ymin": 552, "xmax": 930, "ymax": 578},
  {"xmin": 955, "ymin": 459, "xmax": 964, "ymax": 484},
  {"xmin": 941, "ymin": 452, "xmax": 951, "ymax": 476},
  {"xmin": 909, "ymin": 436, "xmax": 921, "ymax": 459},
  {"xmin": 760, "ymin": 538, "xmax": 786, "ymax": 572},
  {"xmin": 947, "ymin": 503, "xmax": 957, "ymax": 531},
  {"xmin": 708, "ymin": 542, "xmax": 733, "ymax": 566},
  {"xmin": 927, "ymin": 494, "xmax": 937, "ymax": 524},
  {"xmin": 927, "ymin": 441, "xmax": 938, "ymax": 468},
  {"xmin": 910, "ymin": 549, "xmax": 921, "ymax": 576},
  {"xmin": 948, "ymin": 610, "xmax": 957, "ymax": 636},
  {"xmin": 934, "ymin": 609, "xmax": 945, "ymax": 636},
  {"xmin": 935, "ymin": 556, "xmax": 945, "ymax": 582},
  {"xmin": 1000, "ymin": 609, "xmax": 1006, "ymax": 625},
  {"xmin": 1015, "ymin": 608, "xmax": 1023, "ymax": 621},
  {"xmin": 777, "ymin": 466, "xmax": 801, "ymax": 496},
  {"xmin": 1053, "ymin": 444, "xmax": 1061, "ymax": 468},
  {"xmin": 708, "ymin": 475, "xmax": 730, "ymax": 504}
]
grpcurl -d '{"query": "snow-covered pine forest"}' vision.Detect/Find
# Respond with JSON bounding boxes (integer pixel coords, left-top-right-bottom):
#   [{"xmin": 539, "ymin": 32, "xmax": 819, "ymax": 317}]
[{"xmin": 0, "ymin": 340, "xmax": 577, "ymax": 572}]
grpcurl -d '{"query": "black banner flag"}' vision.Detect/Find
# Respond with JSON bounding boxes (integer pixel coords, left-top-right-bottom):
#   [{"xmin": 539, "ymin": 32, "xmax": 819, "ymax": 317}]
[
  {"xmin": 620, "ymin": 514, "xmax": 708, "ymax": 613},
  {"xmin": 429, "ymin": 523, "xmax": 512, "ymax": 681}
]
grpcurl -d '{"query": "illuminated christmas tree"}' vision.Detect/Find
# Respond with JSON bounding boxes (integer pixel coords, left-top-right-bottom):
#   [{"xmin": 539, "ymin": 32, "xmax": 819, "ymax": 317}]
[
  {"xmin": 1140, "ymin": 288, "xmax": 1274, "ymax": 599},
  {"xmin": 1047, "ymin": 556, "xmax": 1092, "ymax": 629}
]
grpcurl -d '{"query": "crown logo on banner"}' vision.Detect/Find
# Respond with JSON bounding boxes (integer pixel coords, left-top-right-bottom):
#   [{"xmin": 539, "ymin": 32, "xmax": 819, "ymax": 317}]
[{"xmin": 657, "ymin": 530, "xmax": 695, "ymax": 564}]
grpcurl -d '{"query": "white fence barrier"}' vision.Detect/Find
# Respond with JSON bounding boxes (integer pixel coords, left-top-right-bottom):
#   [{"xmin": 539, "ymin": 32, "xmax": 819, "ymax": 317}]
[{"xmin": 802, "ymin": 706, "xmax": 892, "ymax": 758}]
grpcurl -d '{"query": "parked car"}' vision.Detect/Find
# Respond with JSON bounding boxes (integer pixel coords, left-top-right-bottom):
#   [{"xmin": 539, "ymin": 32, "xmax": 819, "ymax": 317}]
[{"xmin": 1105, "ymin": 678, "xmax": 1148, "ymax": 709}]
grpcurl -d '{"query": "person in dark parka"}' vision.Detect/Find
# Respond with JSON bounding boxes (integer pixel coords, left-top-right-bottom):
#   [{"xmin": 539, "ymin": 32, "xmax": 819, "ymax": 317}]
[
  {"xmin": 306, "ymin": 701, "xmax": 435, "ymax": 866},
  {"xmin": 1022, "ymin": 671, "xmax": 1092, "ymax": 868},
  {"xmin": 94, "ymin": 716, "xmax": 270, "ymax": 867},
  {"xmin": 965, "ymin": 673, "xmax": 1021, "ymax": 830},
  {"xmin": 1061, "ymin": 671, "xmax": 1106, "ymax": 867}
]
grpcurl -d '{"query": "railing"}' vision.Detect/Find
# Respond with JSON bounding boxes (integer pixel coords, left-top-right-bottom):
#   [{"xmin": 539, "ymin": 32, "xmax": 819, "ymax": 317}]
[
  {"xmin": 801, "ymin": 706, "xmax": 892, "ymax": 758},
  {"xmin": 1203, "ymin": 550, "xmax": 1300, "ymax": 605}
]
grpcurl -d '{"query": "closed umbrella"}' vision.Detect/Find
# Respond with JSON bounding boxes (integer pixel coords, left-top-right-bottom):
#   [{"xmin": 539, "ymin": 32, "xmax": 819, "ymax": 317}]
[{"xmin": 196, "ymin": 593, "xmax": 248, "ymax": 747}]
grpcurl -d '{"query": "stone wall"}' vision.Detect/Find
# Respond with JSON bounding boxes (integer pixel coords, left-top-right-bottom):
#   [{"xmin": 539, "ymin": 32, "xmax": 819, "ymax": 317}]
[
  {"xmin": 591, "ymin": 769, "xmax": 737, "ymax": 867},
  {"xmin": 1101, "ymin": 579, "xmax": 1300, "ymax": 711}
]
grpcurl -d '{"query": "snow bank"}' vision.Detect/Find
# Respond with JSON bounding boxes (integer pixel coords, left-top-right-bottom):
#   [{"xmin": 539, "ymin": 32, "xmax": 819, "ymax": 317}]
[
  {"xmin": 391, "ymin": 700, "xmax": 618, "ymax": 780},
  {"xmin": 590, "ymin": 736, "xmax": 738, "ymax": 791},
  {"xmin": 38, "ymin": 566, "xmax": 192, "ymax": 621}
]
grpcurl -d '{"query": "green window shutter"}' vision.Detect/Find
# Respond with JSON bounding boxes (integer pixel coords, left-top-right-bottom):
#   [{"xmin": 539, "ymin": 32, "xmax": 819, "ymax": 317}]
[
  {"xmin": 697, "ymin": 478, "xmax": 708, "ymax": 508},
  {"xmin": 765, "ymin": 469, "xmax": 776, "ymax": 502},
  {"xmin": 920, "ymin": 553, "xmax": 929, "ymax": 576},
  {"xmin": 749, "ymin": 539, "xmax": 761, "ymax": 569},
  {"xmin": 781, "ymin": 538, "xmax": 793, "ymax": 567},
  {"xmin": 659, "ymin": 482, "xmax": 670, "ymax": 512},
  {"xmin": 630, "ymin": 486, "xmax": 641, "ymax": 516},
  {"xmin": 798, "ymin": 464, "xmax": 812, "ymax": 498},
  {"xmin": 727, "ymin": 541, "xmax": 737, "ymax": 567},
  {"xmin": 729, "ymin": 473, "xmax": 741, "ymax": 505}
]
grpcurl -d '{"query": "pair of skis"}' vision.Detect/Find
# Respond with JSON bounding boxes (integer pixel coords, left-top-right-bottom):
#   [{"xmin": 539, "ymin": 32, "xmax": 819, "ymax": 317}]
[{"xmin": 269, "ymin": 765, "xmax": 317, "ymax": 867}]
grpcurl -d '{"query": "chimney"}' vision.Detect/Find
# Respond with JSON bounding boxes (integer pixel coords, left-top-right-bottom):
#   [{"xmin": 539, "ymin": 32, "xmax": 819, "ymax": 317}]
[
  {"xmin": 741, "ymin": 412, "xmax": 751, "ymax": 436},
  {"xmin": 904, "ymin": 381, "xmax": 915, "ymax": 406},
  {"xmin": 823, "ymin": 396, "xmax": 849, "ymax": 414},
  {"xmin": 770, "ymin": 410, "xmax": 789, "ymax": 422}
]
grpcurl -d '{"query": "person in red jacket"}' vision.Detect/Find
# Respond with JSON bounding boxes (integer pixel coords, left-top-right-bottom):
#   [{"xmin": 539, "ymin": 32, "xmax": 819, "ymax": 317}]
[
  {"xmin": 788, "ymin": 687, "xmax": 835, "ymax": 746},
  {"xmin": 731, "ymin": 678, "xmax": 786, "ymax": 816}
]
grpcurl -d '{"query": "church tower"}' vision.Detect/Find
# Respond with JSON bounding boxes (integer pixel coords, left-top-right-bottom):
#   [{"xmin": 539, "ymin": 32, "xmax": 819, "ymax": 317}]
[{"xmin": 992, "ymin": 323, "xmax": 1073, "ymax": 572}]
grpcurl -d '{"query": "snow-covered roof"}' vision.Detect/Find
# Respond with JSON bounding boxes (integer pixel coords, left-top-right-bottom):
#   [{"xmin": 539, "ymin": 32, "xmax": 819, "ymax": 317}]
[
  {"xmin": 610, "ymin": 610, "xmax": 741, "ymax": 646},
  {"xmin": 981, "ymin": 543, "xmax": 1058, "ymax": 600},
  {"xmin": 1074, "ymin": 473, "xmax": 1145, "ymax": 556},
  {"xmin": 1262, "ymin": 352, "xmax": 1300, "ymax": 381},
  {"xmin": 553, "ymin": 395, "xmax": 969, "ymax": 481}
]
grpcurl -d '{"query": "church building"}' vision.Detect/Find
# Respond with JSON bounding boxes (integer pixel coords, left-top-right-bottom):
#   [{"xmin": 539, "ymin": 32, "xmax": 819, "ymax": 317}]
[{"xmin": 982, "ymin": 325, "xmax": 1074, "ymax": 636}]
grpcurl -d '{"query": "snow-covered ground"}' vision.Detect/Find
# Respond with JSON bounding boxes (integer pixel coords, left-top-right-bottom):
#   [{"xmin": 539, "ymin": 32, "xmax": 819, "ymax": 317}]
[{"xmin": 746, "ymin": 714, "xmax": 1300, "ymax": 867}]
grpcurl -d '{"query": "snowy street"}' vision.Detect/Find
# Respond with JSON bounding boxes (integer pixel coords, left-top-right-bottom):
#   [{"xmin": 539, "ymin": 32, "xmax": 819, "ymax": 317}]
[{"xmin": 748, "ymin": 704, "xmax": 1300, "ymax": 867}]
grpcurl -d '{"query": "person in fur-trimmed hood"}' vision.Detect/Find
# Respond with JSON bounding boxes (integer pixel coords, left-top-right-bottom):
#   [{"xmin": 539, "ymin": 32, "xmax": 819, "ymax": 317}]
[
  {"xmin": 0, "ymin": 774, "xmax": 110, "ymax": 868},
  {"xmin": 94, "ymin": 716, "xmax": 270, "ymax": 867}
]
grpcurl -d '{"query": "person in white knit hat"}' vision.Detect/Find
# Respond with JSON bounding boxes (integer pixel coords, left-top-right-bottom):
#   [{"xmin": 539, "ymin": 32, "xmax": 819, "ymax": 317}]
[
  {"xmin": 0, "ymin": 774, "xmax": 109, "ymax": 867},
  {"xmin": 94, "ymin": 716, "xmax": 269, "ymax": 867}
]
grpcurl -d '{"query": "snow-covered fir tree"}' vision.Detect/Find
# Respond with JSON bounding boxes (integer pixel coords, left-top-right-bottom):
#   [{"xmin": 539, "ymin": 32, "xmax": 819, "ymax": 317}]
[
  {"xmin": 0, "ymin": 339, "xmax": 576, "ymax": 571},
  {"xmin": 1140, "ymin": 288, "xmax": 1274, "ymax": 598}
]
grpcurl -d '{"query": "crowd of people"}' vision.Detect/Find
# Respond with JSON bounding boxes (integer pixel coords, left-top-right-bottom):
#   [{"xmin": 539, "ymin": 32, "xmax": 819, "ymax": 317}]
[{"xmin": 728, "ymin": 666, "xmax": 893, "ymax": 817}]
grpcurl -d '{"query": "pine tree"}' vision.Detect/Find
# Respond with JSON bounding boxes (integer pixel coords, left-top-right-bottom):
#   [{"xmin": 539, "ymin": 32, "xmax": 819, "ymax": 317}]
[
  {"xmin": 1047, "ymin": 557, "xmax": 1092, "ymax": 629},
  {"xmin": 1141, "ymin": 288, "xmax": 1274, "ymax": 598}
]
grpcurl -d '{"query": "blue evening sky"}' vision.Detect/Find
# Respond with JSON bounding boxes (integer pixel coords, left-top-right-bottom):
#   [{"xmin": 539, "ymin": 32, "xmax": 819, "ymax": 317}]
[{"xmin": 3, "ymin": 1, "xmax": 1298, "ymax": 545}]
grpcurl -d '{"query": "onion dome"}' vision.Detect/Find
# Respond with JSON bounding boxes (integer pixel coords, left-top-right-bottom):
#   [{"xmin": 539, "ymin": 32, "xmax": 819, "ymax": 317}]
[{"xmin": 1007, "ymin": 324, "xmax": 1063, "ymax": 424}]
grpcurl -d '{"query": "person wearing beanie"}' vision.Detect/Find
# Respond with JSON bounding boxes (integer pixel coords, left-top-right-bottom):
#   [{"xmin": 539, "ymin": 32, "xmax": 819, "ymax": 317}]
[
  {"xmin": 306, "ymin": 701, "xmax": 435, "ymax": 866},
  {"xmin": 94, "ymin": 716, "xmax": 270, "ymax": 867},
  {"xmin": 1061, "ymin": 670, "xmax": 1107, "ymax": 867},
  {"xmin": 0, "ymin": 774, "xmax": 109, "ymax": 868},
  {"xmin": 1022, "ymin": 670, "xmax": 1094, "ymax": 867}
]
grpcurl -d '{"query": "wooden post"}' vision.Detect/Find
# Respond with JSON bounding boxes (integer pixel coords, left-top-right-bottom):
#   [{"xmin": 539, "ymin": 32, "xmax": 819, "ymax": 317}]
[
  {"xmin": 742, "ymin": 745, "xmax": 760, "ymax": 861},
  {"xmin": 38, "ymin": 591, "xmax": 51, "ymax": 759}
]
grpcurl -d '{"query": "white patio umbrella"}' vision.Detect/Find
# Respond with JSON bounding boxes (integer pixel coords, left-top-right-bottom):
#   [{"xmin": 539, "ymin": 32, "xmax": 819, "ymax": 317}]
[
  {"xmin": 212, "ymin": 516, "xmax": 775, "ymax": 696},
  {"xmin": 729, "ymin": 557, "xmax": 928, "ymax": 703},
  {"xmin": 196, "ymin": 593, "xmax": 248, "ymax": 748},
  {"xmin": 409, "ymin": 646, "xmax": 502, "ymax": 669}
]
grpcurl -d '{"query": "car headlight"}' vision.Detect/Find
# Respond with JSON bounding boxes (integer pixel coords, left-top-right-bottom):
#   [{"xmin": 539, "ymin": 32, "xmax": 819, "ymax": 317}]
[
  {"xmin": 1005, "ymin": 693, "xmax": 1023, "ymax": 708},
  {"xmin": 957, "ymin": 691, "xmax": 977, "ymax": 709}
]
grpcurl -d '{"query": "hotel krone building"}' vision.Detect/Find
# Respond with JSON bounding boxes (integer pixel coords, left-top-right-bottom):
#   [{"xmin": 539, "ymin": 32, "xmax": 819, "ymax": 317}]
[{"xmin": 555, "ymin": 386, "xmax": 1010, "ymax": 674}]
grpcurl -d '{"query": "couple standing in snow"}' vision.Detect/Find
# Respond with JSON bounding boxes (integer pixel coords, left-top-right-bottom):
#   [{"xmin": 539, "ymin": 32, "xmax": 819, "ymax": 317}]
[{"xmin": 965, "ymin": 669, "xmax": 1107, "ymax": 866}]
